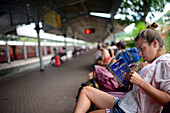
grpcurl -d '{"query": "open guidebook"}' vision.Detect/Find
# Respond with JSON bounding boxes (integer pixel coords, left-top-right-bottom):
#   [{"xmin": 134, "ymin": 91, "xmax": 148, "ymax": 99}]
[{"xmin": 106, "ymin": 58, "xmax": 132, "ymax": 87}]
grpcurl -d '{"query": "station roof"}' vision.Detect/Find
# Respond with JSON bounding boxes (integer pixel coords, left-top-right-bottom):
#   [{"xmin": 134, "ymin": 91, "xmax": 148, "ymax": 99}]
[{"xmin": 0, "ymin": 0, "xmax": 125, "ymax": 43}]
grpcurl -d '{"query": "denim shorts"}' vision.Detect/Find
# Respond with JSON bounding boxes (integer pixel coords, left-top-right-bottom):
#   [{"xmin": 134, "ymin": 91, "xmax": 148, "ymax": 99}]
[{"xmin": 105, "ymin": 98, "xmax": 125, "ymax": 113}]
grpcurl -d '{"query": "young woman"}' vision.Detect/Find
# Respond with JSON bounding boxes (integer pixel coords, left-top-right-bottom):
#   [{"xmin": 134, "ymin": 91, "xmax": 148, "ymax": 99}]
[{"xmin": 73, "ymin": 23, "xmax": 170, "ymax": 113}]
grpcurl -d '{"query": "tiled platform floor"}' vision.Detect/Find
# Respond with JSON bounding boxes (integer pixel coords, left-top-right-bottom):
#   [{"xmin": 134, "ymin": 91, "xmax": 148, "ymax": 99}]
[{"xmin": 0, "ymin": 50, "xmax": 95, "ymax": 113}]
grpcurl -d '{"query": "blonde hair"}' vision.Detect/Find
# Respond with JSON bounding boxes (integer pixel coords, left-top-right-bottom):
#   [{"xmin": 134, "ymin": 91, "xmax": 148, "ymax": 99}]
[
  {"xmin": 135, "ymin": 22, "xmax": 165, "ymax": 52},
  {"xmin": 146, "ymin": 22, "xmax": 158, "ymax": 30}
]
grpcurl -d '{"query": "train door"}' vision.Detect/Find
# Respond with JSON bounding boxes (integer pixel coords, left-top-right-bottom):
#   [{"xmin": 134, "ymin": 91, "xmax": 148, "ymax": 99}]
[
  {"xmin": 15, "ymin": 46, "xmax": 24, "ymax": 60},
  {"xmin": 27, "ymin": 46, "xmax": 36, "ymax": 58},
  {"xmin": 0, "ymin": 45, "xmax": 7, "ymax": 62}
]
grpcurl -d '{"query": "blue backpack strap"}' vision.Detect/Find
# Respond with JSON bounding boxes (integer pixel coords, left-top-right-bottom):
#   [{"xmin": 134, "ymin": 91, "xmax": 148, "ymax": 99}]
[{"xmin": 126, "ymin": 50, "xmax": 133, "ymax": 63}]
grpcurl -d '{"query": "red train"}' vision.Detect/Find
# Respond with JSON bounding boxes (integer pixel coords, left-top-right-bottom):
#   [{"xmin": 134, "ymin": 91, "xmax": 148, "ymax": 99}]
[
  {"xmin": 0, "ymin": 44, "xmax": 52, "ymax": 63},
  {"xmin": 0, "ymin": 41, "xmax": 87, "ymax": 63},
  {"xmin": 0, "ymin": 45, "xmax": 15, "ymax": 62}
]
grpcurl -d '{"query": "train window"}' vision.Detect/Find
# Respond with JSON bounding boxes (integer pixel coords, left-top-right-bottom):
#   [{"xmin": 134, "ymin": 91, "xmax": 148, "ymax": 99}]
[
  {"xmin": 28, "ymin": 48, "xmax": 32, "ymax": 53},
  {"xmin": 0, "ymin": 50, "xmax": 5, "ymax": 55},
  {"xmin": 17, "ymin": 48, "xmax": 22, "ymax": 54}
]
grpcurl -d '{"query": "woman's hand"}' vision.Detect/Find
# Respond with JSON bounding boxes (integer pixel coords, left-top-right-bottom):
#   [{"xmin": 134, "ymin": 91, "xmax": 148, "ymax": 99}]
[
  {"xmin": 129, "ymin": 71, "xmax": 144, "ymax": 86},
  {"xmin": 129, "ymin": 62, "xmax": 149, "ymax": 72},
  {"xmin": 129, "ymin": 64, "xmax": 137, "ymax": 71},
  {"xmin": 138, "ymin": 62, "xmax": 149, "ymax": 70}
]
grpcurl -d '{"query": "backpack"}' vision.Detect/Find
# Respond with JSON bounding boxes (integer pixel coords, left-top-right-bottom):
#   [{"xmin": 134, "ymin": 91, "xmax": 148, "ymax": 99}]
[
  {"xmin": 95, "ymin": 65, "xmax": 119, "ymax": 92},
  {"xmin": 54, "ymin": 56, "xmax": 61, "ymax": 66},
  {"xmin": 119, "ymin": 47, "xmax": 141, "ymax": 65}
]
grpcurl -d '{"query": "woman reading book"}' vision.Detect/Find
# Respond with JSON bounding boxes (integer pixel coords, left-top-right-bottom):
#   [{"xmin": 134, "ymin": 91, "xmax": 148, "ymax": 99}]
[{"xmin": 73, "ymin": 22, "xmax": 170, "ymax": 113}]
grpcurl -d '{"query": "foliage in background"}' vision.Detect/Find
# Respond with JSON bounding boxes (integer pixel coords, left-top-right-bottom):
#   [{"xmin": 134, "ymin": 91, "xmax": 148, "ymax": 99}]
[
  {"xmin": 121, "ymin": 22, "xmax": 146, "ymax": 48},
  {"xmin": 115, "ymin": 22, "xmax": 146, "ymax": 43},
  {"xmin": 0, "ymin": 35, "xmax": 13, "ymax": 41},
  {"xmin": 117, "ymin": 0, "xmax": 165, "ymax": 25},
  {"xmin": 156, "ymin": 10, "xmax": 170, "ymax": 53},
  {"xmin": 165, "ymin": 32, "xmax": 170, "ymax": 53},
  {"xmin": 132, "ymin": 22, "xmax": 146, "ymax": 37},
  {"xmin": 157, "ymin": 10, "xmax": 170, "ymax": 25},
  {"xmin": 20, "ymin": 37, "xmax": 37, "ymax": 42},
  {"xmin": 115, "ymin": 32, "xmax": 132, "ymax": 40},
  {"xmin": 0, "ymin": 35, "xmax": 62, "ymax": 43},
  {"xmin": 126, "ymin": 39, "xmax": 135, "ymax": 48}
]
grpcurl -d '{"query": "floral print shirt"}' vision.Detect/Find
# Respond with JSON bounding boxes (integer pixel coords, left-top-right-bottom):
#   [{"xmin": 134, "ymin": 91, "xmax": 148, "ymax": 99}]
[{"xmin": 118, "ymin": 54, "xmax": 170, "ymax": 113}]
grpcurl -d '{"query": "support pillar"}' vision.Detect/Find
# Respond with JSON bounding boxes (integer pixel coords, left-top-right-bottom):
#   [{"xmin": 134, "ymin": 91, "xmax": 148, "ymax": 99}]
[
  {"xmin": 23, "ymin": 42, "xmax": 27, "ymax": 60},
  {"xmin": 5, "ymin": 41, "xmax": 10, "ymax": 64},
  {"xmin": 35, "ymin": 24, "xmax": 44, "ymax": 71},
  {"xmin": 63, "ymin": 34, "xmax": 68, "ymax": 61}
]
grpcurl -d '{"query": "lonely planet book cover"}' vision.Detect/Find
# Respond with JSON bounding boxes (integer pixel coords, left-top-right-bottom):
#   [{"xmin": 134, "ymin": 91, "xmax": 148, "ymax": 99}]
[{"xmin": 106, "ymin": 58, "xmax": 131, "ymax": 87}]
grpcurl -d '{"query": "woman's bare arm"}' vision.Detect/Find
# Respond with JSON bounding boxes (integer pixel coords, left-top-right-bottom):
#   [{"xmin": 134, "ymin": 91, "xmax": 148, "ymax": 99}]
[{"xmin": 130, "ymin": 71, "xmax": 170, "ymax": 106}]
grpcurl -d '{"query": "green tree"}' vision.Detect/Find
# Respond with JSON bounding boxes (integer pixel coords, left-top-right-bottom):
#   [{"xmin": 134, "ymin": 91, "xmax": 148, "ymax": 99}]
[
  {"xmin": 132, "ymin": 22, "xmax": 146, "ymax": 37},
  {"xmin": 165, "ymin": 32, "xmax": 170, "ymax": 53},
  {"xmin": 116, "ymin": 0, "xmax": 166, "ymax": 25}
]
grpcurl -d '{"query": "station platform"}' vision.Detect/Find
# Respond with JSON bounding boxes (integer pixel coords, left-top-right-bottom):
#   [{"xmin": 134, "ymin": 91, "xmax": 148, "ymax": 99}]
[
  {"xmin": 0, "ymin": 55, "xmax": 52, "ymax": 80},
  {"xmin": 0, "ymin": 51, "xmax": 72, "ymax": 80},
  {"xmin": 0, "ymin": 49, "xmax": 95, "ymax": 113}
]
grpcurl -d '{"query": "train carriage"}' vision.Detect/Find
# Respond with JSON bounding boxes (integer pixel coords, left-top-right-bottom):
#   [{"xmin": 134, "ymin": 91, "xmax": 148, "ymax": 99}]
[
  {"xmin": 0, "ymin": 40, "xmax": 83, "ymax": 63},
  {"xmin": 14, "ymin": 46, "xmax": 24, "ymax": 60},
  {"xmin": 27, "ymin": 46, "xmax": 36, "ymax": 58},
  {"xmin": 46, "ymin": 46, "xmax": 51, "ymax": 54},
  {"xmin": 0, "ymin": 45, "xmax": 15, "ymax": 63}
]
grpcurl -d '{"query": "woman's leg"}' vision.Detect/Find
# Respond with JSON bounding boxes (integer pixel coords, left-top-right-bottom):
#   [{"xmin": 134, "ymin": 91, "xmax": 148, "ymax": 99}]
[
  {"xmin": 74, "ymin": 86, "xmax": 115, "ymax": 113},
  {"xmin": 89, "ymin": 109, "xmax": 105, "ymax": 113}
]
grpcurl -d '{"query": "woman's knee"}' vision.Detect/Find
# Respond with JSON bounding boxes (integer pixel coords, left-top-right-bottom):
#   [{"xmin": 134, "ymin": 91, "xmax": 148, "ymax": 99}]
[{"xmin": 81, "ymin": 86, "xmax": 92, "ymax": 94}]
